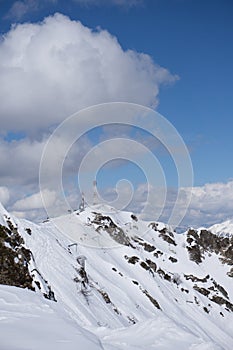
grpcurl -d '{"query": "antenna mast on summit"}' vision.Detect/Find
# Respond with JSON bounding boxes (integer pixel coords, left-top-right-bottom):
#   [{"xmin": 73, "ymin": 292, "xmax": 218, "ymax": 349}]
[
  {"xmin": 79, "ymin": 192, "xmax": 85, "ymax": 212},
  {"xmin": 93, "ymin": 180, "xmax": 98, "ymax": 205}
]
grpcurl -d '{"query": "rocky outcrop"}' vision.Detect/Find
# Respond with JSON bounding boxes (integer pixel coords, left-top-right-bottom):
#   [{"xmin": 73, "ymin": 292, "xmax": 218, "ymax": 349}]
[
  {"xmin": 0, "ymin": 222, "xmax": 34, "ymax": 290},
  {"xmin": 210, "ymin": 295, "xmax": 233, "ymax": 312},
  {"xmin": 158, "ymin": 228, "xmax": 177, "ymax": 246},
  {"xmin": 184, "ymin": 274, "xmax": 210, "ymax": 283},
  {"xmin": 91, "ymin": 213, "xmax": 131, "ymax": 246},
  {"xmin": 186, "ymin": 228, "xmax": 233, "ymax": 270}
]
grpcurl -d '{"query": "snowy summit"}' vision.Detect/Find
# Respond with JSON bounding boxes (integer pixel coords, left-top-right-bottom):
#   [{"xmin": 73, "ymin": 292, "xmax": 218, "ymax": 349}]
[{"xmin": 0, "ymin": 201, "xmax": 233, "ymax": 349}]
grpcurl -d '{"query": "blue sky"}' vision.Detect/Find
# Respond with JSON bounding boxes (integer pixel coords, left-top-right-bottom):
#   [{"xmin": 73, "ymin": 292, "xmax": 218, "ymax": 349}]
[
  {"xmin": 1, "ymin": 0, "xmax": 232, "ymax": 185},
  {"xmin": 0, "ymin": 0, "xmax": 233, "ymax": 226}
]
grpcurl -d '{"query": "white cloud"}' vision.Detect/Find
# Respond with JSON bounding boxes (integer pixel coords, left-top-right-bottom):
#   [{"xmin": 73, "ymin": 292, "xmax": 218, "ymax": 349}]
[
  {"xmin": 13, "ymin": 189, "xmax": 56, "ymax": 210},
  {"xmin": 5, "ymin": 0, "xmax": 39, "ymax": 20},
  {"xmin": 107, "ymin": 180, "xmax": 233, "ymax": 229},
  {"xmin": 0, "ymin": 137, "xmax": 46, "ymax": 187},
  {"xmin": 184, "ymin": 181, "xmax": 233, "ymax": 226},
  {"xmin": 8, "ymin": 179, "xmax": 233, "ymax": 227},
  {"xmin": 0, "ymin": 13, "xmax": 177, "ymax": 135},
  {"xmin": 5, "ymin": 0, "xmax": 58, "ymax": 20},
  {"xmin": 0, "ymin": 187, "xmax": 10, "ymax": 206}
]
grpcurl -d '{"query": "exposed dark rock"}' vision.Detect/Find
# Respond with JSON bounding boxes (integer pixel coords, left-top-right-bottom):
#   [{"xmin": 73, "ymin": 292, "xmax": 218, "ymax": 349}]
[
  {"xmin": 193, "ymin": 285, "xmax": 210, "ymax": 296},
  {"xmin": 203, "ymin": 306, "xmax": 209, "ymax": 313},
  {"xmin": 221, "ymin": 245, "xmax": 233, "ymax": 265},
  {"xmin": 148, "ymin": 222, "xmax": 158, "ymax": 231},
  {"xmin": 187, "ymin": 237, "xmax": 194, "ymax": 244},
  {"xmin": 0, "ymin": 224, "xmax": 34, "ymax": 290},
  {"xmin": 157, "ymin": 268, "xmax": 171, "ymax": 282},
  {"xmin": 211, "ymin": 295, "xmax": 225, "ymax": 305},
  {"xmin": 142, "ymin": 243, "xmax": 156, "ymax": 252},
  {"xmin": 153, "ymin": 250, "xmax": 163, "ymax": 258},
  {"xmin": 44, "ymin": 286, "xmax": 57, "ymax": 302},
  {"xmin": 145, "ymin": 259, "xmax": 157, "ymax": 272},
  {"xmin": 210, "ymin": 295, "xmax": 233, "ymax": 312},
  {"xmin": 135, "ymin": 239, "xmax": 156, "ymax": 252},
  {"xmin": 186, "ymin": 245, "xmax": 203, "ymax": 264},
  {"xmin": 186, "ymin": 228, "xmax": 233, "ymax": 266},
  {"xmin": 35, "ymin": 281, "xmax": 41, "ymax": 289},
  {"xmin": 25, "ymin": 228, "xmax": 32, "ymax": 235},
  {"xmin": 6, "ymin": 219, "xmax": 17, "ymax": 232},
  {"xmin": 187, "ymin": 229, "xmax": 199, "ymax": 240},
  {"xmin": 125, "ymin": 255, "xmax": 139, "ymax": 264},
  {"xmin": 159, "ymin": 227, "xmax": 167, "ymax": 234},
  {"xmin": 186, "ymin": 230, "xmax": 203, "ymax": 263},
  {"xmin": 96, "ymin": 288, "xmax": 121, "ymax": 316},
  {"xmin": 92, "ymin": 213, "xmax": 130, "ymax": 246},
  {"xmin": 141, "ymin": 288, "xmax": 161, "ymax": 310},
  {"xmin": 113, "ymin": 307, "xmax": 120, "ymax": 315},
  {"xmin": 140, "ymin": 261, "xmax": 150, "ymax": 271},
  {"xmin": 98, "ymin": 290, "xmax": 111, "ymax": 304},
  {"xmin": 164, "ymin": 274, "xmax": 172, "ymax": 282},
  {"xmin": 213, "ymin": 281, "xmax": 229, "ymax": 299},
  {"xmin": 169, "ymin": 256, "xmax": 178, "ymax": 263},
  {"xmin": 159, "ymin": 230, "xmax": 177, "ymax": 246},
  {"xmin": 132, "ymin": 236, "xmax": 143, "ymax": 242},
  {"xmin": 184, "ymin": 274, "xmax": 209, "ymax": 283},
  {"xmin": 131, "ymin": 214, "xmax": 138, "ymax": 222}
]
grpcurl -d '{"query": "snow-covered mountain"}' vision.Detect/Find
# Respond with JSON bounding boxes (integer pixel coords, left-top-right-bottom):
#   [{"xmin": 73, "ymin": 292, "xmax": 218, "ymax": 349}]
[
  {"xmin": 209, "ymin": 219, "xmax": 233, "ymax": 237},
  {"xmin": 0, "ymin": 201, "xmax": 233, "ymax": 349}
]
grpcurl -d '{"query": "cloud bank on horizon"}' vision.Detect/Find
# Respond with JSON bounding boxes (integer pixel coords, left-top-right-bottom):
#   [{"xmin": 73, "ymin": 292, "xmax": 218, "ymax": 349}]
[{"xmin": 2, "ymin": 180, "xmax": 233, "ymax": 228}]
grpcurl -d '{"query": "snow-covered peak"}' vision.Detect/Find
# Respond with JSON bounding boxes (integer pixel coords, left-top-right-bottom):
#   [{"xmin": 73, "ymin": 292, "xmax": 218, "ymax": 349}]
[
  {"xmin": 209, "ymin": 219, "xmax": 233, "ymax": 237},
  {"xmin": 0, "ymin": 201, "xmax": 11, "ymax": 226},
  {"xmin": 1, "ymin": 200, "xmax": 233, "ymax": 349}
]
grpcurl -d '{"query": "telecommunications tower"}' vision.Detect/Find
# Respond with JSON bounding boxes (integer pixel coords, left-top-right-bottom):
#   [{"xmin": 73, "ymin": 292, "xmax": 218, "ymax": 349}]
[
  {"xmin": 93, "ymin": 180, "xmax": 98, "ymax": 205},
  {"xmin": 79, "ymin": 192, "xmax": 85, "ymax": 212}
]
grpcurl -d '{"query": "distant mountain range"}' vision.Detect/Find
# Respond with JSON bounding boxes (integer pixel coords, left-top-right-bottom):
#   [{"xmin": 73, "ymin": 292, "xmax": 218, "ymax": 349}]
[{"xmin": 0, "ymin": 201, "xmax": 233, "ymax": 349}]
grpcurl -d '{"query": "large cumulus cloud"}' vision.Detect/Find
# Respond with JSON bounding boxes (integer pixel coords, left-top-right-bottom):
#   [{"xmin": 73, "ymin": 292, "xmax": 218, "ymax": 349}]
[{"xmin": 0, "ymin": 13, "xmax": 176, "ymax": 135}]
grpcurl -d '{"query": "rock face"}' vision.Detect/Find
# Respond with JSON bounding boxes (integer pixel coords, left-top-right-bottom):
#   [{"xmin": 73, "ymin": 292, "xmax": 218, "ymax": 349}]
[
  {"xmin": 0, "ymin": 221, "xmax": 33, "ymax": 290},
  {"xmin": 0, "ymin": 215, "xmax": 57, "ymax": 301},
  {"xmin": 186, "ymin": 228, "xmax": 233, "ymax": 276},
  {"xmin": 91, "ymin": 212, "xmax": 131, "ymax": 246}
]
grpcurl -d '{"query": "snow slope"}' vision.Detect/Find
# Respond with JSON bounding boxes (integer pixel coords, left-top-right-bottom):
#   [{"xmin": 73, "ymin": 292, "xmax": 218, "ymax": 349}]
[
  {"xmin": 0, "ymin": 285, "xmax": 101, "ymax": 350},
  {"xmin": 0, "ymin": 203, "xmax": 233, "ymax": 349},
  {"xmin": 209, "ymin": 219, "xmax": 233, "ymax": 237}
]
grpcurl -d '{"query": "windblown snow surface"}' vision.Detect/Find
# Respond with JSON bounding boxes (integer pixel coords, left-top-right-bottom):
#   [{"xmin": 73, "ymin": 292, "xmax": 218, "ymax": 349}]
[{"xmin": 0, "ymin": 202, "xmax": 233, "ymax": 349}]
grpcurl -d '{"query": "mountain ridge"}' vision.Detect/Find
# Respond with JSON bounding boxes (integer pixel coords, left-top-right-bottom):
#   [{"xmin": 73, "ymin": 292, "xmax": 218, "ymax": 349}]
[{"xmin": 0, "ymin": 202, "xmax": 233, "ymax": 349}]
